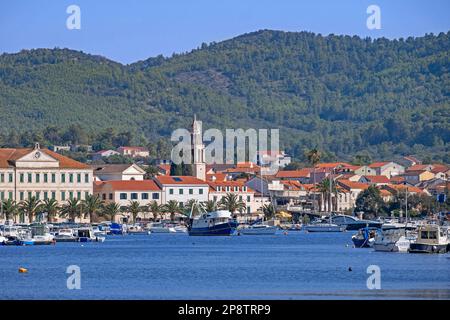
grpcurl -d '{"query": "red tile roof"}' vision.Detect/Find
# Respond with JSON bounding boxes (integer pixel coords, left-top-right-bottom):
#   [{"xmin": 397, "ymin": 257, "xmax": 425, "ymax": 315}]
[
  {"xmin": 95, "ymin": 180, "xmax": 161, "ymax": 191},
  {"xmin": 368, "ymin": 162, "xmax": 390, "ymax": 168},
  {"xmin": 155, "ymin": 176, "xmax": 208, "ymax": 185},
  {"xmin": 0, "ymin": 148, "xmax": 90, "ymax": 169},
  {"xmin": 316, "ymin": 162, "xmax": 352, "ymax": 168},
  {"xmin": 363, "ymin": 175, "xmax": 390, "ymax": 183},
  {"xmin": 337, "ymin": 180, "xmax": 370, "ymax": 190},
  {"xmin": 275, "ymin": 169, "xmax": 311, "ymax": 178}
]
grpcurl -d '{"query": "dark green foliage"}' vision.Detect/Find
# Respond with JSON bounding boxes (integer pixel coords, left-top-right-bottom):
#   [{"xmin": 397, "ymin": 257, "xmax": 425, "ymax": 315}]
[{"xmin": 0, "ymin": 31, "xmax": 449, "ymax": 161}]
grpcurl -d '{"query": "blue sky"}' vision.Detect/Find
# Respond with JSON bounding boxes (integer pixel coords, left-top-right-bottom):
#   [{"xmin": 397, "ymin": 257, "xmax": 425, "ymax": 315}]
[{"xmin": 1, "ymin": 0, "xmax": 449, "ymax": 64}]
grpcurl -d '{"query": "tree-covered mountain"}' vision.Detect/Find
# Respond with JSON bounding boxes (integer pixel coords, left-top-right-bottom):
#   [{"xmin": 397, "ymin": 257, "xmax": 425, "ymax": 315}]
[{"xmin": 0, "ymin": 30, "xmax": 449, "ymax": 163}]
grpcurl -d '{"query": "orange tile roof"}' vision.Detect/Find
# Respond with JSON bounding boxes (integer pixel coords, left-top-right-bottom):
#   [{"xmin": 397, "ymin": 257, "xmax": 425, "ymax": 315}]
[
  {"xmin": 363, "ymin": 175, "xmax": 390, "ymax": 183},
  {"xmin": 368, "ymin": 162, "xmax": 390, "ymax": 168},
  {"xmin": 96, "ymin": 180, "xmax": 161, "ymax": 191},
  {"xmin": 206, "ymin": 173, "xmax": 228, "ymax": 182},
  {"xmin": 155, "ymin": 176, "xmax": 209, "ymax": 185},
  {"xmin": 338, "ymin": 180, "xmax": 370, "ymax": 190},
  {"xmin": 431, "ymin": 164, "xmax": 449, "ymax": 174},
  {"xmin": 407, "ymin": 164, "xmax": 430, "ymax": 171},
  {"xmin": 0, "ymin": 148, "xmax": 90, "ymax": 169},
  {"xmin": 383, "ymin": 184, "xmax": 424, "ymax": 194},
  {"xmin": 316, "ymin": 162, "xmax": 352, "ymax": 168},
  {"xmin": 275, "ymin": 169, "xmax": 311, "ymax": 178}
]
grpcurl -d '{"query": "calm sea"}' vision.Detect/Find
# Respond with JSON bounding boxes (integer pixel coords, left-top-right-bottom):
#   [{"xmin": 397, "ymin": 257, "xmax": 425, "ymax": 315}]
[{"xmin": 1, "ymin": 232, "xmax": 449, "ymax": 299}]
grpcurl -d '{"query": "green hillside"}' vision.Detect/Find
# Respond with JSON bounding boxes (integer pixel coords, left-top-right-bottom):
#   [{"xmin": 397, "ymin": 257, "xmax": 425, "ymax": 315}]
[{"xmin": 0, "ymin": 30, "xmax": 449, "ymax": 162}]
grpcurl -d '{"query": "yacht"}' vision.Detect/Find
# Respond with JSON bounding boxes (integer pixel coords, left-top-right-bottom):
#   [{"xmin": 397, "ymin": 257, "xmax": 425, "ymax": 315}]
[
  {"xmin": 304, "ymin": 219, "xmax": 345, "ymax": 232},
  {"xmin": 127, "ymin": 224, "xmax": 147, "ymax": 234},
  {"xmin": 409, "ymin": 224, "xmax": 449, "ymax": 254},
  {"xmin": 174, "ymin": 225, "xmax": 188, "ymax": 233},
  {"xmin": 147, "ymin": 222, "xmax": 176, "ymax": 233},
  {"xmin": 54, "ymin": 228, "xmax": 78, "ymax": 242},
  {"xmin": 188, "ymin": 210, "xmax": 238, "ymax": 236},
  {"xmin": 373, "ymin": 224, "xmax": 416, "ymax": 252},
  {"xmin": 239, "ymin": 224, "xmax": 278, "ymax": 235},
  {"xmin": 330, "ymin": 215, "xmax": 382, "ymax": 230}
]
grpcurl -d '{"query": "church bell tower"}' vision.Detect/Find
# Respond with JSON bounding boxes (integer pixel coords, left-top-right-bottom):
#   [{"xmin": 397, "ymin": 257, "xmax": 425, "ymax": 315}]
[{"xmin": 191, "ymin": 115, "xmax": 206, "ymax": 181}]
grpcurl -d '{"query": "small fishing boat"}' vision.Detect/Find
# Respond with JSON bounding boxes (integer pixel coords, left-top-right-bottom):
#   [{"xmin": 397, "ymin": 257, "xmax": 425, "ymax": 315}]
[
  {"xmin": 409, "ymin": 224, "xmax": 449, "ymax": 254},
  {"xmin": 54, "ymin": 228, "xmax": 78, "ymax": 242},
  {"xmin": 148, "ymin": 222, "xmax": 176, "ymax": 233},
  {"xmin": 127, "ymin": 224, "xmax": 148, "ymax": 235},
  {"xmin": 239, "ymin": 224, "xmax": 278, "ymax": 235},
  {"xmin": 352, "ymin": 227, "xmax": 377, "ymax": 248},
  {"xmin": 373, "ymin": 224, "xmax": 416, "ymax": 252},
  {"xmin": 30, "ymin": 224, "xmax": 55, "ymax": 245},
  {"xmin": 77, "ymin": 228, "xmax": 105, "ymax": 242},
  {"xmin": 330, "ymin": 215, "xmax": 382, "ymax": 231}
]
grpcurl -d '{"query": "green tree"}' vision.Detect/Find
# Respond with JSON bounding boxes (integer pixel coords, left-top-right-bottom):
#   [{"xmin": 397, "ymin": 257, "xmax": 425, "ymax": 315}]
[
  {"xmin": 163, "ymin": 200, "xmax": 180, "ymax": 222},
  {"xmin": 19, "ymin": 196, "xmax": 42, "ymax": 223},
  {"xmin": 219, "ymin": 193, "xmax": 246, "ymax": 216},
  {"xmin": 1, "ymin": 199, "xmax": 19, "ymax": 222},
  {"xmin": 102, "ymin": 202, "xmax": 121, "ymax": 222},
  {"xmin": 60, "ymin": 198, "xmax": 82, "ymax": 222},
  {"xmin": 148, "ymin": 201, "xmax": 163, "ymax": 221},
  {"xmin": 355, "ymin": 186, "xmax": 386, "ymax": 218},
  {"xmin": 82, "ymin": 194, "xmax": 104, "ymax": 223},
  {"xmin": 41, "ymin": 198, "xmax": 60, "ymax": 223},
  {"xmin": 127, "ymin": 200, "xmax": 141, "ymax": 223}
]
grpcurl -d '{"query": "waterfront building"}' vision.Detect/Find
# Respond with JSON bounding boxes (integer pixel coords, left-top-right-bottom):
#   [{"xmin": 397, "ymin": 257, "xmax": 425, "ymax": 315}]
[
  {"xmin": 275, "ymin": 169, "xmax": 311, "ymax": 183},
  {"xmin": 154, "ymin": 175, "xmax": 209, "ymax": 205},
  {"xmin": 208, "ymin": 180, "xmax": 256, "ymax": 213},
  {"xmin": 92, "ymin": 164, "xmax": 145, "ymax": 181},
  {"xmin": 94, "ymin": 179, "xmax": 162, "ymax": 209},
  {"xmin": 0, "ymin": 143, "xmax": 93, "ymax": 222}
]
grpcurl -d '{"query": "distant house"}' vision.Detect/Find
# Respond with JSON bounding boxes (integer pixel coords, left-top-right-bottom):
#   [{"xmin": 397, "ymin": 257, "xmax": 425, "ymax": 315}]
[
  {"xmin": 275, "ymin": 169, "xmax": 311, "ymax": 183},
  {"xmin": 154, "ymin": 176, "xmax": 209, "ymax": 204},
  {"xmin": 353, "ymin": 165, "xmax": 378, "ymax": 176},
  {"xmin": 92, "ymin": 149, "xmax": 120, "ymax": 161},
  {"xmin": 208, "ymin": 181, "xmax": 256, "ymax": 213},
  {"xmin": 381, "ymin": 184, "xmax": 428, "ymax": 196},
  {"xmin": 396, "ymin": 156, "xmax": 421, "ymax": 169},
  {"xmin": 117, "ymin": 146, "xmax": 150, "ymax": 158},
  {"xmin": 359, "ymin": 175, "xmax": 390, "ymax": 186},
  {"xmin": 50, "ymin": 145, "xmax": 71, "ymax": 153},
  {"xmin": 401, "ymin": 170, "xmax": 435, "ymax": 185},
  {"xmin": 70, "ymin": 144, "xmax": 93, "ymax": 152},
  {"xmin": 156, "ymin": 164, "xmax": 171, "ymax": 176},
  {"xmin": 92, "ymin": 164, "xmax": 146, "ymax": 181},
  {"xmin": 368, "ymin": 162, "xmax": 405, "ymax": 178}
]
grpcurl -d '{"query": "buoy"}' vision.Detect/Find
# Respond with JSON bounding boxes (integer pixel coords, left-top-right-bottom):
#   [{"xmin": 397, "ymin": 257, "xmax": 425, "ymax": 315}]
[
  {"xmin": 19, "ymin": 267, "xmax": 28, "ymax": 273},
  {"xmin": 346, "ymin": 244, "xmax": 349, "ymax": 247},
  {"xmin": 348, "ymin": 267, "xmax": 352, "ymax": 272},
  {"xmin": 283, "ymin": 231, "xmax": 288, "ymax": 235}
]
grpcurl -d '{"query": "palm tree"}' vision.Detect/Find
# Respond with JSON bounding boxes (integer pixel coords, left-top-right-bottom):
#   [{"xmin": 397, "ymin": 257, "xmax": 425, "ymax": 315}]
[
  {"xmin": 262, "ymin": 203, "xmax": 275, "ymax": 220},
  {"xmin": 317, "ymin": 178, "xmax": 341, "ymax": 212},
  {"xmin": 41, "ymin": 198, "xmax": 59, "ymax": 223},
  {"xmin": 102, "ymin": 202, "xmax": 121, "ymax": 222},
  {"xmin": 60, "ymin": 198, "xmax": 81, "ymax": 222},
  {"xmin": 219, "ymin": 193, "xmax": 246, "ymax": 216},
  {"xmin": 203, "ymin": 200, "xmax": 217, "ymax": 213},
  {"xmin": 82, "ymin": 194, "xmax": 104, "ymax": 223},
  {"xmin": 127, "ymin": 200, "xmax": 141, "ymax": 223},
  {"xmin": 1, "ymin": 199, "xmax": 19, "ymax": 222},
  {"xmin": 306, "ymin": 148, "xmax": 321, "ymax": 212},
  {"xmin": 148, "ymin": 201, "xmax": 162, "ymax": 222},
  {"xmin": 20, "ymin": 196, "xmax": 42, "ymax": 223},
  {"xmin": 163, "ymin": 200, "xmax": 180, "ymax": 222}
]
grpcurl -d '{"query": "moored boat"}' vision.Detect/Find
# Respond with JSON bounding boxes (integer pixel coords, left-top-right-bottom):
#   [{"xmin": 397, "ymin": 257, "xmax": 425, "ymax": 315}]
[
  {"xmin": 373, "ymin": 224, "xmax": 416, "ymax": 252},
  {"xmin": 148, "ymin": 222, "xmax": 176, "ymax": 233},
  {"xmin": 54, "ymin": 228, "xmax": 78, "ymax": 242},
  {"xmin": 239, "ymin": 224, "xmax": 278, "ymax": 235},
  {"xmin": 188, "ymin": 210, "xmax": 238, "ymax": 236},
  {"xmin": 304, "ymin": 221, "xmax": 345, "ymax": 232},
  {"xmin": 409, "ymin": 224, "xmax": 449, "ymax": 254},
  {"xmin": 351, "ymin": 227, "xmax": 377, "ymax": 248}
]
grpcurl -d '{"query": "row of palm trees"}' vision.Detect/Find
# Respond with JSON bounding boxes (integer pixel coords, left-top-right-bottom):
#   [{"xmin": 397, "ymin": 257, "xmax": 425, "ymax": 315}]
[{"xmin": 0, "ymin": 193, "xmax": 249, "ymax": 224}]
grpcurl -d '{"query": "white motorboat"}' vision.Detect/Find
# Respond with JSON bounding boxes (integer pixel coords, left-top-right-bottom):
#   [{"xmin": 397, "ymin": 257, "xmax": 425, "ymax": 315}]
[
  {"xmin": 373, "ymin": 224, "xmax": 416, "ymax": 252},
  {"xmin": 174, "ymin": 225, "xmax": 188, "ymax": 233},
  {"xmin": 147, "ymin": 222, "xmax": 176, "ymax": 233},
  {"xmin": 409, "ymin": 224, "xmax": 449, "ymax": 254},
  {"xmin": 54, "ymin": 228, "xmax": 78, "ymax": 242},
  {"xmin": 30, "ymin": 224, "xmax": 55, "ymax": 245},
  {"xmin": 77, "ymin": 227, "xmax": 105, "ymax": 242},
  {"xmin": 304, "ymin": 221, "xmax": 345, "ymax": 232},
  {"xmin": 239, "ymin": 224, "xmax": 277, "ymax": 235}
]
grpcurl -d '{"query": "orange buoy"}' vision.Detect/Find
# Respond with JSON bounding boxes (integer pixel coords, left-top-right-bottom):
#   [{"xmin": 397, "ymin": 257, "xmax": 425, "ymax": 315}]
[{"xmin": 18, "ymin": 267, "xmax": 28, "ymax": 273}]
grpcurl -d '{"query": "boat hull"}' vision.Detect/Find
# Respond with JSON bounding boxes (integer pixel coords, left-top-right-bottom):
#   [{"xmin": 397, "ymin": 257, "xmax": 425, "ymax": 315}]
[
  {"xmin": 304, "ymin": 225, "xmax": 344, "ymax": 232},
  {"xmin": 409, "ymin": 243, "xmax": 448, "ymax": 254},
  {"xmin": 352, "ymin": 237, "xmax": 372, "ymax": 248},
  {"xmin": 239, "ymin": 226, "xmax": 277, "ymax": 235},
  {"xmin": 188, "ymin": 222, "xmax": 237, "ymax": 236}
]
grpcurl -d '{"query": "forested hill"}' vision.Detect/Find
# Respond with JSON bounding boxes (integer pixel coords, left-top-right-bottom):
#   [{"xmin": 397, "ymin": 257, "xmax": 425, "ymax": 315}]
[{"xmin": 0, "ymin": 30, "xmax": 449, "ymax": 162}]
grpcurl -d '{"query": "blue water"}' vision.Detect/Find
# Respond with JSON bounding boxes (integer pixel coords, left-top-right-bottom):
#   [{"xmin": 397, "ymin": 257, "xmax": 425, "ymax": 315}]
[{"xmin": 1, "ymin": 232, "xmax": 449, "ymax": 299}]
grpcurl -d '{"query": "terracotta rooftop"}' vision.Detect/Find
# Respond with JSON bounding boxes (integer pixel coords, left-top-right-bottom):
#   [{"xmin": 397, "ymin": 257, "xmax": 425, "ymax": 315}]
[
  {"xmin": 368, "ymin": 162, "xmax": 391, "ymax": 168},
  {"xmin": 363, "ymin": 175, "xmax": 390, "ymax": 183},
  {"xmin": 0, "ymin": 148, "xmax": 90, "ymax": 169},
  {"xmin": 95, "ymin": 180, "xmax": 161, "ymax": 191},
  {"xmin": 275, "ymin": 169, "xmax": 311, "ymax": 178},
  {"xmin": 155, "ymin": 176, "xmax": 209, "ymax": 185},
  {"xmin": 337, "ymin": 180, "xmax": 370, "ymax": 190}
]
